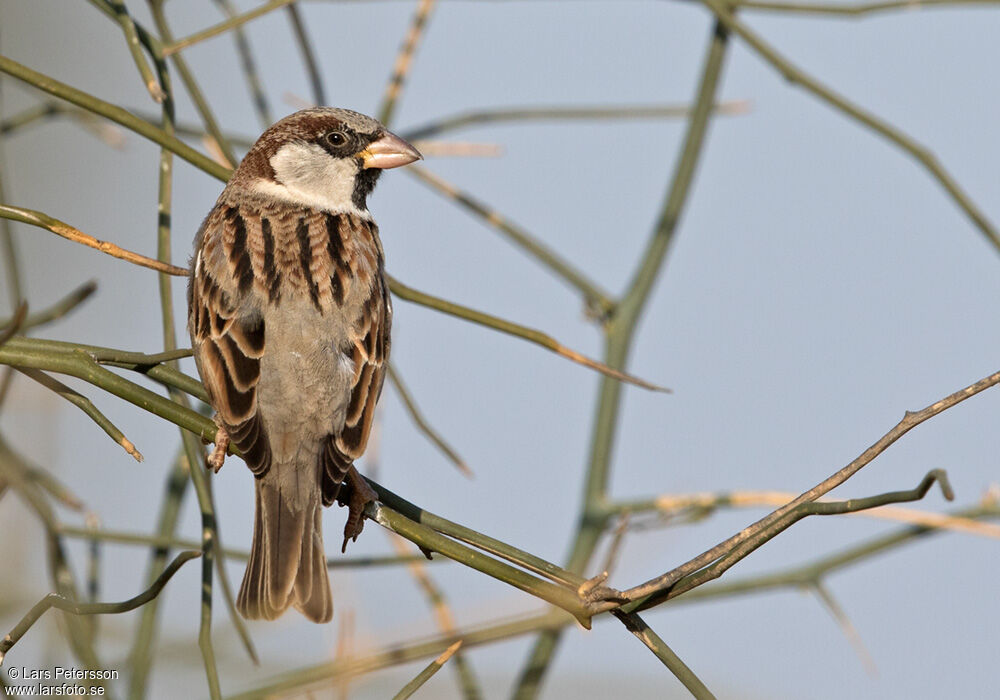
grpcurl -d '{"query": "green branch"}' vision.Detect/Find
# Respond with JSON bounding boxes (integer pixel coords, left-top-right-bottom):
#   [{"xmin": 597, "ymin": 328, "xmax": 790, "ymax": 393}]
[
  {"xmin": 512, "ymin": 21, "xmax": 732, "ymax": 698},
  {"xmin": 404, "ymin": 165, "xmax": 615, "ymax": 317},
  {"xmin": 387, "ymin": 274, "xmax": 666, "ymax": 392},
  {"xmin": 162, "ymin": 0, "xmax": 297, "ymax": 55},
  {"xmin": 148, "ymin": 0, "xmax": 238, "ymax": 168},
  {"xmin": 402, "ymin": 101, "xmax": 750, "ymax": 140},
  {"xmin": 91, "ymin": 0, "xmax": 166, "ymax": 103},
  {"xmin": 0, "ymin": 54, "xmax": 230, "ymax": 181},
  {"xmin": 370, "ymin": 503, "xmax": 591, "ymax": 626},
  {"xmin": 611, "ymin": 611, "xmax": 715, "ymax": 700},
  {"xmin": 223, "ymin": 497, "xmax": 1000, "ymax": 699}
]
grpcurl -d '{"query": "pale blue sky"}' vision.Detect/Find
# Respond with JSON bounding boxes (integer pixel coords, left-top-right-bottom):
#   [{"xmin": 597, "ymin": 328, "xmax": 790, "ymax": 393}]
[{"xmin": 2, "ymin": 1, "xmax": 998, "ymax": 698}]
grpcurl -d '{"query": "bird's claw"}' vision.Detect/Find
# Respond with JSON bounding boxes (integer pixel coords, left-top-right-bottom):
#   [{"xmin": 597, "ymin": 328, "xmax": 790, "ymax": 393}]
[
  {"xmin": 341, "ymin": 466, "xmax": 378, "ymax": 553},
  {"xmin": 206, "ymin": 421, "xmax": 229, "ymax": 473}
]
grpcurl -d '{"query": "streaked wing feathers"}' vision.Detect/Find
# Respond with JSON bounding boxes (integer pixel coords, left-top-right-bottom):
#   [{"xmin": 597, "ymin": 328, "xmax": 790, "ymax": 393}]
[
  {"xmin": 189, "ymin": 205, "xmax": 271, "ymax": 477},
  {"xmin": 321, "ymin": 275, "xmax": 390, "ymax": 505}
]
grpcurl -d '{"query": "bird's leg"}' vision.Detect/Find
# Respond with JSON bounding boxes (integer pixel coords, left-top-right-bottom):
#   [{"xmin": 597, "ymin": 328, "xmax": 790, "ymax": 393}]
[
  {"xmin": 206, "ymin": 417, "xmax": 229, "ymax": 473},
  {"xmin": 339, "ymin": 466, "xmax": 378, "ymax": 553}
]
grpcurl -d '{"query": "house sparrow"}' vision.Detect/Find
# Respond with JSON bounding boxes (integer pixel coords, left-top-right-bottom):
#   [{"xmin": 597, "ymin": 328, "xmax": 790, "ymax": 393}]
[{"xmin": 187, "ymin": 108, "xmax": 421, "ymax": 622}]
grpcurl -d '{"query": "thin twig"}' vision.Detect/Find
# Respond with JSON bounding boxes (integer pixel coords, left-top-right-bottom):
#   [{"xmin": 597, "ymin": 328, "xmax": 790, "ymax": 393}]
[
  {"xmin": 16, "ymin": 368, "xmax": 144, "ymax": 461},
  {"xmin": 58, "ymin": 524, "xmax": 435, "ymax": 568},
  {"xmin": 152, "ymin": 35, "xmax": 252, "ymax": 682},
  {"xmin": 0, "ymin": 440, "xmax": 112, "ymax": 690},
  {"xmin": 0, "ymin": 54, "xmax": 231, "ymax": 181},
  {"xmin": 403, "ymin": 100, "xmax": 752, "ymax": 140},
  {"xmin": 148, "ymin": 0, "xmax": 238, "ymax": 168},
  {"xmin": 410, "ymin": 140, "xmax": 502, "ymax": 158},
  {"xmin": 812, "ymin": 581, "xmax": 878, "ymax": 676},
  {"xmin": 387, "ymin": 363, "xmax": 472, "ymax": 477},
  {"xmin": 221, "ymin": 499, "xmax": 1000, "ymax": 699},
  {"xmin": 162, "ymin": 0, "xmax": 297, "ymax": 56},
  {"xmin": 700, "ymin": 0, "xmax": 1000, "ymax": 253},
  {"xmin": 0, "ymin": 205, "xmax": 188, "ymax": 276},
  {"xmin": 733, "ymin": 0, "xmax": 1000, "ymax": 15},
  {"xmin": 387, "ymin": 274, "xmax": 667, "ymax": 392},
  {"xmin": 212, "ymin": 0, "xmax": 274, "ymax": 128},
  {"xmin": 369, "ymin": 502, "xmax": 590, "ymax": 626},
  {"xmin": 127, "ymin": 449, "xmax": 191, "ymax": 697},
  {"xmin": 0, "ymin": 302, "xmax": 27, "ymax": 348},
  {"xmin": 84, "ymin": 513, "xmax": 102, "ymax": 606},
  {"xmin": 512, "ymin": 23, "xmax": 732, "ymax": 697},
  {"xmin": 676, "ymin": 500, "xmax": 1000, "ymax": 604},
  {"xmin": 92, "ymin": 0, "xmax": 166, "ymax": 102},
  {"xmin": 9, "ymin": 336, "xmax": 206, "ymax": 402},
  {"xmin": 286, "ymin": 3, "xmax": 325, "ymax": 106},
  {"xmin": 404, "ymin": 165, "xmax": 615, "ymax": 317},
  {"xmin": 6, "ymin": 281, "xmax": 97, "ymax": 332},
  {"xmin": 370, "ymin": 477, "xmax": 584, "ymax": 588},
  {"xmin": 391, "ymin": 640, "xmax": 463, "ymax": 700},
  {"xmin": 607, "ymin": 367, "xmax": 1000, "ymax": 609},
  {"xmin": 612, "ymin": 488, "xmax": 1000, "ymax": 540},
  {"xmin": 223, "ymin": 610, "xmax": 573, "ymax": 700},
  {"xmin": 388, "ymin": 532, "xmax": 481, "ymax": 699},
  {"xmin": 611, "ymin": 611, "xmax": 715, "ymax": 700},
  {"xmin": 0, "ymin": 551, "xmax": 200, "ymax": 663},
  {"xmin": 24, "ymin": 465, "xmax": 85, "ymax": 512},
  {"xmin": 0, "ymin": 101, "xmax": 126, "ymax": 146},
  {"xmin": 378, "ymin": 0, "xmax": 437, "ymax": 126}
]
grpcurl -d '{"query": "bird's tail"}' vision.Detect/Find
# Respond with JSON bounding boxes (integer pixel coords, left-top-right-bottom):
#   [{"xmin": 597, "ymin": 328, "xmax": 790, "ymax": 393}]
[{"xmin": 236, "ymin": 475, "xmax": 332, "ymax": 623}]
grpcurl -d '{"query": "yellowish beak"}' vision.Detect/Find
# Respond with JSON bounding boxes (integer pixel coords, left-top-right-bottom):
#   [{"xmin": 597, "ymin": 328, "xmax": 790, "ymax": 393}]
[{"xmin": 359, "ymin": 131, "xmax": 422, "ymax": 170}]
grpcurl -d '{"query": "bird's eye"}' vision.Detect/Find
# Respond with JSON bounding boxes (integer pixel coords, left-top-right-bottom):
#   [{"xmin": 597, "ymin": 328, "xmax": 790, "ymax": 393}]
[{"xmin": 325, "ymin": 131, "xmax": 347, "ymax": 147}]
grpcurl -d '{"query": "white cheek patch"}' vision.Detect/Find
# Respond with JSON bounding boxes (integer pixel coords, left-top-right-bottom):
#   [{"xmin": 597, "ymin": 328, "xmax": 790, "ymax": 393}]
[{"xmin": 253, "ymin": 142, "xmax": 372, "ymax": 218}]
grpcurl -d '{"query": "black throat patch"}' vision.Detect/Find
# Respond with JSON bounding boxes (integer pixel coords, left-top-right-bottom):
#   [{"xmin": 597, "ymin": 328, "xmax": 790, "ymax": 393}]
[{"xmin": 352, "ymin": 164, "xmax": 381, "ymax": 211}]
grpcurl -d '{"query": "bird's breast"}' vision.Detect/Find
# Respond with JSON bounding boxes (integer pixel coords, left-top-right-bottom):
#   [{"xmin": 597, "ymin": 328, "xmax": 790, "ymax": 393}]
[{"xmin": 255, "ymin": 297, "xmax": 356, "ymax": 464}]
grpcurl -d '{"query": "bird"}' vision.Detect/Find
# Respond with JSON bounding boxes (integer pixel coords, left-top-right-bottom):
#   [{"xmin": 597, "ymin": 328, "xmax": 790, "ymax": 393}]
[{"xmin": 187, "ymin": 108, "xmax": 421, "ymax": 623}]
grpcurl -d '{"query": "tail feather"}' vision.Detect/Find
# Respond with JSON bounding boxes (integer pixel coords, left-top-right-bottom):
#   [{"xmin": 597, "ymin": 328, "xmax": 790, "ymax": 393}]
[
  {"xmin": 237, "ymin": 476, "xmax": 333, "ymax": 623},
  {"xmin": 294, "ymin": 504, "xmax": 332, "ymax": 622}
]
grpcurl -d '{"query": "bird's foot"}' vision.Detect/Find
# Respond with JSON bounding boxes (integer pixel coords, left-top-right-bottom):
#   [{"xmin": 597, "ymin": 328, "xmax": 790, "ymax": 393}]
[
  {"xmin": 341, "ymin": 466, "xmax": 378, "ymax": 553},
  {"xmin": 206, "ymin": 419, "xmax": 229, "ymax": 473}
]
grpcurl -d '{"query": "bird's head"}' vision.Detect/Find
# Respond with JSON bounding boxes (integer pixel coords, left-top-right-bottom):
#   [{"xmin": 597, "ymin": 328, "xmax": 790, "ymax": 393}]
[{"xmin": 229, "ymin": 107, "xmax": 422, "ymax": 217}]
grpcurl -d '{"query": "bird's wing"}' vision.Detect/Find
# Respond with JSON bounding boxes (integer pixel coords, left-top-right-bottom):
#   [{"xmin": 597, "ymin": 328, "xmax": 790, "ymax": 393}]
[
  {"xmin": 321, "ymin": 272, "xmax": 391, "ymax": 504},
  {"xmin": 189, "ymin": 205, "xmax": 271, "ymax": 476}
]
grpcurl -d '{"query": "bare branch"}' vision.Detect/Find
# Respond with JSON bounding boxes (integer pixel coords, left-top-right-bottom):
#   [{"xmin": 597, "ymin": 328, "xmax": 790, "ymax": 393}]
[
  {"xmin": 0, "ymin": 551, "xmax": 200, "ymax": 663},
  {"xmin": 0, "ymin": 204, "xmax": 188, "ymax": 276}
]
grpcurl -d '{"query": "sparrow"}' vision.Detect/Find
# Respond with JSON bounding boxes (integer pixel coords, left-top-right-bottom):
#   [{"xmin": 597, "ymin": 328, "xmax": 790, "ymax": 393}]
[{"xmin": 187, "ymin": 108, "xmax": 421, "ymax": 623}]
